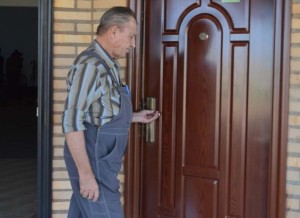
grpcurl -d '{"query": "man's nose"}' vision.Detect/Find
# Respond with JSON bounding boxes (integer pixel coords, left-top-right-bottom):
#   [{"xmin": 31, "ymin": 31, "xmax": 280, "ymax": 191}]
[{"xmin": 131, "ymin": 38, "xmax": 136, "ymax": 48}]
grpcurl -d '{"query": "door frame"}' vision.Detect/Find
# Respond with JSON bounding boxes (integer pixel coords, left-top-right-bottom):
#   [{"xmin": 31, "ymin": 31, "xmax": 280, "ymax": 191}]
[
  {"xmin": 124, "ymin": 0, "xmax": 145, "ymax": 217},
  {"xmin": 125, "ymin": 0, "xmax": 291, "ymax": 217},
  {"xmin": 267, "ymin": 0, "xmax": 291, "ymax": 216},
  {"xmin": 37, "ymin": 0, "xmax": 53, "ymax": 217}
]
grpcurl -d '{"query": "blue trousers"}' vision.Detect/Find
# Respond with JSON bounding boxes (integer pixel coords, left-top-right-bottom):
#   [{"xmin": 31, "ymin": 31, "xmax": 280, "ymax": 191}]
[{"xmin": 64, "ymin": 86, "xmax": 132, "ymax": 218}]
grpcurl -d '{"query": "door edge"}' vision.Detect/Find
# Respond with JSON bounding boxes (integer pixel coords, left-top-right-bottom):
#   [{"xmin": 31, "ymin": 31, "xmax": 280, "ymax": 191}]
[
  {"xmin": 37, "ymin": 0, "xmax": 53, "ymax": 217},
  {"xmin": 125, "ymin": 0, "xmax": 144, "ymax": 217}
]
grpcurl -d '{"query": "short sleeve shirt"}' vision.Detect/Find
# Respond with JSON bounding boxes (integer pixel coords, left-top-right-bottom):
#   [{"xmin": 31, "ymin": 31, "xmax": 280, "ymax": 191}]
[{"xmin": 62, "ymin": 40, "xmax": 122, "ymax": 133}]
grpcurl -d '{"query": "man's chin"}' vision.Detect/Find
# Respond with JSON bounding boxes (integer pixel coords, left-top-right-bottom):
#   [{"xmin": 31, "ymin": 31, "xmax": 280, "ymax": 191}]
[
  {"xmin": 115, "ymin": 51, "xmax": 129, "ymax": 59},
  {"xmin": 120, "ymin": 53, "xmax": 128, "ymax": 58}
]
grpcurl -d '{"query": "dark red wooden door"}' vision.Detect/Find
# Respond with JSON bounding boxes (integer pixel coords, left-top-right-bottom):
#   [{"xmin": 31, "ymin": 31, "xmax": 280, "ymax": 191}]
[{"xmin": 139, "ymin": 0, "xmax": 284, "ymax": 217}]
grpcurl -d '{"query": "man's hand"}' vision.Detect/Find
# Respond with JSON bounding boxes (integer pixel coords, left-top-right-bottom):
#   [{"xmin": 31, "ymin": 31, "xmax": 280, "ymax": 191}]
[
  {"xmin": 132, "ymin": 110, "xmax": 160, "ymax": 123},
  {"xmin": 65, "ymin": 131, "xmax": 100, "ymax": 202},
  {"xmin": 79, "ymin": 173, "xmax": 99, "ymax": 202}
]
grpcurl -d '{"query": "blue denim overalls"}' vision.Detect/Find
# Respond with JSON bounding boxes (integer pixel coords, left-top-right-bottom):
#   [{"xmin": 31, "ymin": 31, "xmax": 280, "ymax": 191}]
[{"xmin": 64, "ymin": 50, "xmax": 132, "ymax": 218}]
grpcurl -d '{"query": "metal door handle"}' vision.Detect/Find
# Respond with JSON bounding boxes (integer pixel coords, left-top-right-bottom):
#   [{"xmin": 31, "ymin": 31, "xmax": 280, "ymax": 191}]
[{"xmin": 145, "ymin": 97, "xmax": 156, "ymax": 143}]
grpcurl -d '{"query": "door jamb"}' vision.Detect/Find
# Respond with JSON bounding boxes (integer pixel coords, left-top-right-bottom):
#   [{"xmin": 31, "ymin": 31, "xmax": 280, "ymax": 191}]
[
  {"xmin": 274, "ymin": 0, "xmax": 290, "ymax": 217},
  {"xmin": 37, "ymin": 0, "xmax": 53, "ymax": 217}
]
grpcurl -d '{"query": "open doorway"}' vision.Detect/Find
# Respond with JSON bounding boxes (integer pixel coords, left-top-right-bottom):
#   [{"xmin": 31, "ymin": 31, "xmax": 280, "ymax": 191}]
[{"xmin": 0, "ymin": 5, "xmax": 38, "ymax": 218}]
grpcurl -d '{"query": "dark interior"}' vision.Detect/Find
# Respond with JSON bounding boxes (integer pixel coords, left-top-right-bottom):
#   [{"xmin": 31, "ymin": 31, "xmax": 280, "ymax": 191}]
[{"xmin": 0, "ymin": 6, "xmax": 38, "ymax": 217}]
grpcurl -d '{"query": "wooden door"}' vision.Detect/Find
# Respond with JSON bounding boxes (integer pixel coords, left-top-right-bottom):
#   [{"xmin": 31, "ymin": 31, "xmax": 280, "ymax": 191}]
[{"xmin": 135, "ymin": 0, "xmax": 288, "ymax": 218}]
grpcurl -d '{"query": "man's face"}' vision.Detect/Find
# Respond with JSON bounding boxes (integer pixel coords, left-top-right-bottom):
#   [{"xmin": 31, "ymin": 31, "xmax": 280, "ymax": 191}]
[{"xmin": 112, "ymin": 17, "xmax": 137, "ymax": 59}]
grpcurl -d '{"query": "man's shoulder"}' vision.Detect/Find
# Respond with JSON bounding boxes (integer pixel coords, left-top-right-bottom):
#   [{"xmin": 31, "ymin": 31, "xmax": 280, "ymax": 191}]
[
  {"xmin": 73, "ymin": 50, "xmax": 101, "ymax": 68},
  {"xmin": 69, "ymin": 54, "xmax": 107, "ymax": 78}
]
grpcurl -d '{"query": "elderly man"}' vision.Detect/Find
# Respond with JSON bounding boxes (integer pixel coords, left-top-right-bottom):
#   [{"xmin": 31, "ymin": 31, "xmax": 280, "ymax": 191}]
[{"xmin": 62, "ymin": 6, "xmax": 160, "ymax": 218}]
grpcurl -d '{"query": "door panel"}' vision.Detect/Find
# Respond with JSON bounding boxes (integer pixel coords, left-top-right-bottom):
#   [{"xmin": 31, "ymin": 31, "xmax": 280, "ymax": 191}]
[
  {"xmin": 185, "ymin": 16, "xmax": 221, "ymax": 170},
  {"xmin": 184, "ymin": 177, "xmax": 218, "ymax": 218},
  {"xmin": 165, "ymin": 0, "xmax": 199, "ymax": 30},
  {"xmin": 228, "ymin": 43, "xmax": 248, "ymax": 217},
  {"xmin": 141, "ymin": 0, "xmax": 279, "ymax": 218},
  {"xmin": 211, "ymin": 0, "xmax": 249, "ymax": 30},
  {"xmin": 160, "ymin": 44, "xmax": 177, "ymax": 210}
]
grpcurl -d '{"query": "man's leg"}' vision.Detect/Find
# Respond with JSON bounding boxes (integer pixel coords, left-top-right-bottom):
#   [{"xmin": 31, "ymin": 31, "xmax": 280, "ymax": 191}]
[{"xmin": 67, "ymin": 193, "xmax": 83, "ymax": 218}]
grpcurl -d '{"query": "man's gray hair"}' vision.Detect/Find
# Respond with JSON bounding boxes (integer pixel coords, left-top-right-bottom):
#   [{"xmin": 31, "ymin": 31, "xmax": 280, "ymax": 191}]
[{"xmin": 96, "ymin": 6, "xmax": 136, "ymax": 35}]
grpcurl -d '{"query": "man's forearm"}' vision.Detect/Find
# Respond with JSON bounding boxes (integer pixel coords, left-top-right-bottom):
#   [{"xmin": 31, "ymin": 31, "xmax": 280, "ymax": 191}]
[{"xmin": 65, "ymin": 131, "xmax": 94, "ymax": 176}]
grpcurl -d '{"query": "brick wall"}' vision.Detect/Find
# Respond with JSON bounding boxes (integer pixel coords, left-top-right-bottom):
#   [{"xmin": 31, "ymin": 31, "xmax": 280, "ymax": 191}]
[
  {"xmin": 286, "ymin": 1, "xmax": 300, "ymax": 218},
  {"xmin": 52, "ymin": 1, "xmax": 126, "ymax": 217}
]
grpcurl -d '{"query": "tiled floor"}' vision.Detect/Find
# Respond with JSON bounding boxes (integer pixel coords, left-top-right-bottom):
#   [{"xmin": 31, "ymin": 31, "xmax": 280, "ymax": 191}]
[{"xmin": 0, "ymin": 158, "xmax": 37, "ymax": 218}]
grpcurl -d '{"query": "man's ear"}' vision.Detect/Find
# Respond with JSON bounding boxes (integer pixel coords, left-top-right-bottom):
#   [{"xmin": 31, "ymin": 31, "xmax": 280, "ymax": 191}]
[{"xmin": 109, "ymin": 25, "xmax": 119, "ymax": 39}]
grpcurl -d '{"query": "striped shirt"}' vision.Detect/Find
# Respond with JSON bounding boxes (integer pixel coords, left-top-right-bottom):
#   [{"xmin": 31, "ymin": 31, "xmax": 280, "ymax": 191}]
[{"xmin": 62, "ymin": 40, "xmax": 122, "ymax": 133}]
